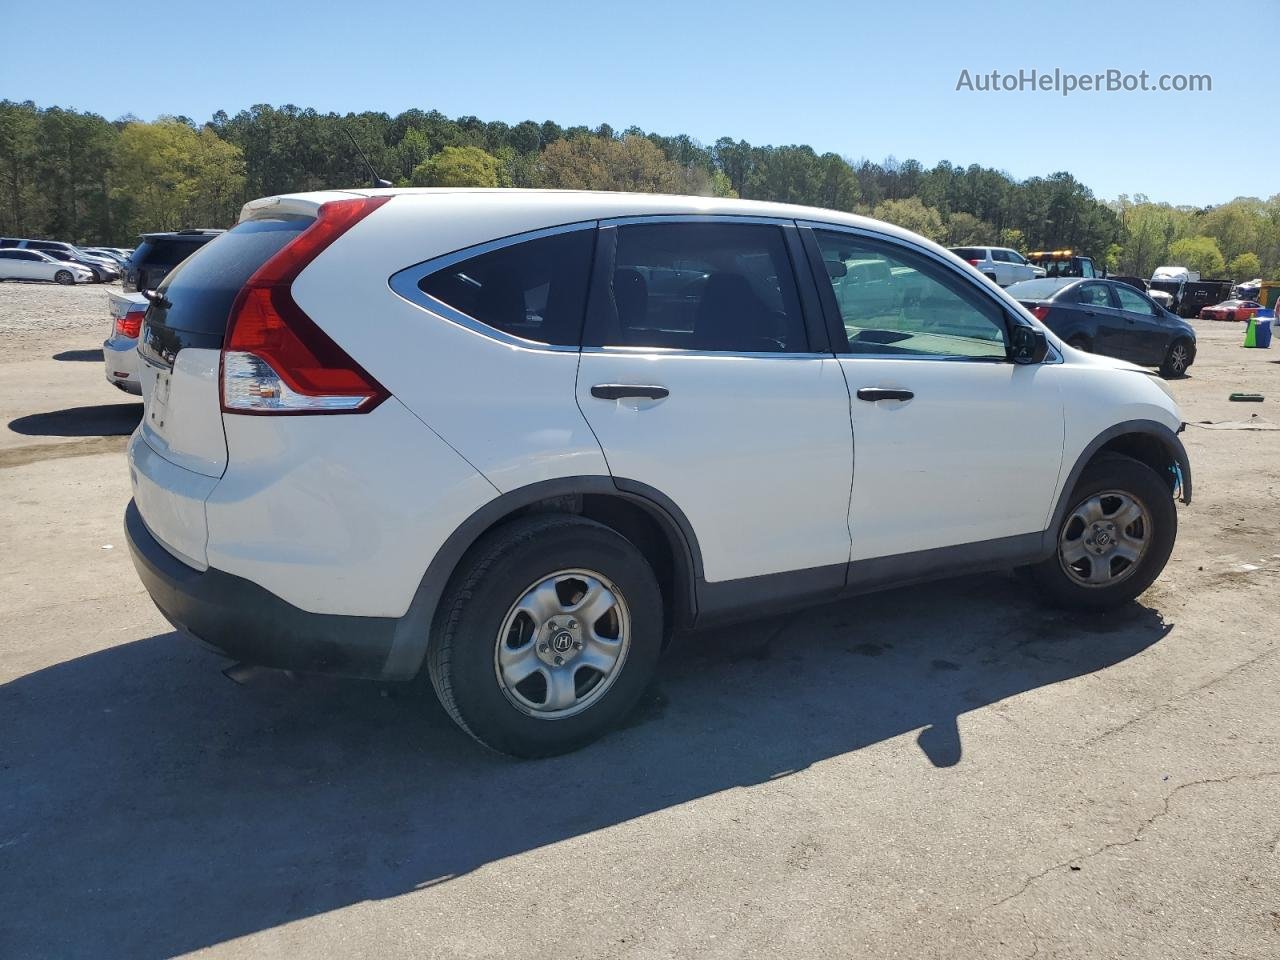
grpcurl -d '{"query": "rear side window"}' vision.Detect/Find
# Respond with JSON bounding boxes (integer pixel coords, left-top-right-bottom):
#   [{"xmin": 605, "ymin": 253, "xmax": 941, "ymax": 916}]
[
  {"xmin": 149, "ymin": 218, "xmax": 311, "ymax": 336},
  {"xmin": 951, "ymin": 247, "xmax": 984, "ymax": 261},
  {"xmin": 589, "ymin": 221, "xmax": 805, "ymax": 352},
  {"xmin": 418, "ymin": 230, "xmax": 594, "ymax": 346}
]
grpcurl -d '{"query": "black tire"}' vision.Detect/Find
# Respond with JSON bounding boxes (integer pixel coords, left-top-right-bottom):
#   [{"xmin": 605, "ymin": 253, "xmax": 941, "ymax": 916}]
[
  {"xmin": 1067, "ymin": 335, "xmax": 1091, "ymax": 352},
  {"xmin": 1159, "ymin": 338, "xmax": 1193, "ymax": 379},
  {"xmin": 54, "ymin": 270, "xmax": 74, "ymax": 285},
  {"xmin": 427, "ymin": 514, "xmax": 663, "ymax": 757},
  {"xmin": 983, "ymin": 272, "xmax": 998, "ymax": 285},
  {"xmin": 1029, "ymin": 453, "xmax": 1176, "ymax": 611}
]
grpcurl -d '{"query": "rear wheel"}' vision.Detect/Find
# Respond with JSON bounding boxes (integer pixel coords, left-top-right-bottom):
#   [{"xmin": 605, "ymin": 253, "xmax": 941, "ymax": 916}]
[
  {"xmin": 54, "ymin": 270, "xmax": 74, "ymax": 285},
  {"xmin": 427, "ymin": 514, "xmax": 663, "ymax": 757},
  {"xmin": 1030, "ymin": 454, "xmax": 1175, "ymax": 610},
  {"xmin": 1160, "ymin": 338, "xmax": 1193, "ymax": 378}
]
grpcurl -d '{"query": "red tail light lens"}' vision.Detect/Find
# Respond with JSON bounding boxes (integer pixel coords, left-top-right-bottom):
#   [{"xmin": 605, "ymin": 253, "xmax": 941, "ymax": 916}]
[
  {"xmin": 1029, "ymin": 305, "xmax": 1050, "ymax": 321},
  {"xmin": 221, "ymin": 196, "xmax": 390, "ymax": 414},
  {"xmin": 966, "ymin": 259, "xmax": 982, "ymax": 266},
  {"xmin": 116, "ymin": 308, "xmax": 145, "ymax": 339}
]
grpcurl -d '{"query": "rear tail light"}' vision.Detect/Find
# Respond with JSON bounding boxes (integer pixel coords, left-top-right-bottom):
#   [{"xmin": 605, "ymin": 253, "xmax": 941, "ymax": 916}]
[
  {"xmin": 966, "ymin": 259, "xmax": 982, "ymax": 266},
  {"xmin": 115, "ymin": 308, "xmax": 145, "ymax": 339},
  {"xmin": 221, "ymin": 196, "xmax": 390, "ymax": 415},
  {"xmin": 1029, "ymin": 305, "xmax": 1050, "ymax": 321}
]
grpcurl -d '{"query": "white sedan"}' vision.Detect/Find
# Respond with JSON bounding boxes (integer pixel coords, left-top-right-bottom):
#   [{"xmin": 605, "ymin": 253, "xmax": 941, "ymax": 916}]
[{"xmin": 0, "ymin": 248, "xmax": 96, "ymax": 283}]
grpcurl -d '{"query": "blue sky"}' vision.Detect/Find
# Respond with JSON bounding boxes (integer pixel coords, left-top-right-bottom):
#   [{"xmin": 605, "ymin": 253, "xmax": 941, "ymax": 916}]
[{"xmin": 2, "ymin": 0, "xmax": 1274, "ymax": 207}]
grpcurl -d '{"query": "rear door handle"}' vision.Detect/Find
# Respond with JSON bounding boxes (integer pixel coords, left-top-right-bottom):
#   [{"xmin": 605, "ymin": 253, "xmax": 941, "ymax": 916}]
[
  {"xmin": 590, "ymin": 384, "xmax": 670, "ymax": 401},
  {"xmin": 856, "ymin": 387, "xmax": 914, "ymax": 402}
]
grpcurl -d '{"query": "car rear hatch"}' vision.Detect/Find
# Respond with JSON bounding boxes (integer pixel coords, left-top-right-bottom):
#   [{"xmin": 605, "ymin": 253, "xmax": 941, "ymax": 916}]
[{"xmin": 133, "ymin": 206, "xmax": 322, "ymax": 566}]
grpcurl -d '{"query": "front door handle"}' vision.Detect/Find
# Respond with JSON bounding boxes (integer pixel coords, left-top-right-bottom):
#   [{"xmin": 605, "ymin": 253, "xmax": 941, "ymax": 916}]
[
  {"xmin": 856, "ymin": 387, "xmax": 914, "ymax": 402},
  {"xmin": 590, "ymin": 384, "xmax": 670, "ymax": 401}
]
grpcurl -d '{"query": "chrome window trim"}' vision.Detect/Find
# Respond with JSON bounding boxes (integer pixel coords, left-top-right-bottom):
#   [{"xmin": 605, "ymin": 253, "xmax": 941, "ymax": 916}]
[
  {"xmin": 387, "ymin": 220, "xmax": 599, "ymax": 354},
  {"xmin": 580, "ymin": 346, "xmax": 831, "ymax": 361},
  {"xmin": 601, "ymin": 213, "xmax": 798, "ymax": 228}
]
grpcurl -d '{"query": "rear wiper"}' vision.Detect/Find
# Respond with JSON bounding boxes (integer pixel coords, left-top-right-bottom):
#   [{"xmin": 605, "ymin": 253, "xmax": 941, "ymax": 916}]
[{"xmin": 141, "ymin": 289, "xmax": 171, "ymax": 309}]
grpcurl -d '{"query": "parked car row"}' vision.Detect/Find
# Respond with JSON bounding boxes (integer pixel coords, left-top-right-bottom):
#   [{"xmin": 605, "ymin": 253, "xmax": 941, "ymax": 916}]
[
  {"xmin": 0, "ymin": 248, "xmax": 97, "ymax": 284},
  {"xmin": 0, "ymin": 237, "xmax": 124, "ymax": 282}
]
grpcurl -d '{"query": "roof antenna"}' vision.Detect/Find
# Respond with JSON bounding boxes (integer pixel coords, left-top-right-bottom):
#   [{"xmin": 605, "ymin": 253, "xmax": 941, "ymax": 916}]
[{"xmin": 344, "ymin": 128, "xmax": 392, "ymax": 188}]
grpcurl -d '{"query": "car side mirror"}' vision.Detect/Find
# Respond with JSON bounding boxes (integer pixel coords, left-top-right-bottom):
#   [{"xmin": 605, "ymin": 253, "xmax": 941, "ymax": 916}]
[
  {"xmin": 825, "ymin": 260, "xmax": 847, "ymax": 278},
  {"xmin": 1009, "ymin": 325, "xmax": 1048, "ymax": 364}
]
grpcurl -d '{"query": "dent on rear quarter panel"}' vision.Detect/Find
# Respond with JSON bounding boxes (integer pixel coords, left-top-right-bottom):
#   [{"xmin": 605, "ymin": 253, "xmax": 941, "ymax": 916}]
[{"xmin": 203, "ymin": 398, "xmax": 497, "ymax": 619}]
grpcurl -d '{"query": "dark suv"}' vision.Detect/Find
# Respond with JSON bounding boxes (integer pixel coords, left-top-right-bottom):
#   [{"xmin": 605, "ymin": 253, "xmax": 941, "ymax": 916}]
[{"xmin": 123, "ymin": 229, "xmax": 224, "ymax": 292}]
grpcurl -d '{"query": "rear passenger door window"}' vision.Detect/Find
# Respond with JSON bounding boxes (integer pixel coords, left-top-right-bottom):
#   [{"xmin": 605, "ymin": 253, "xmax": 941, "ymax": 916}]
[
  {"xmin": 1075, "ymin": 282, "xmax": 1118, "ymax": 309},
  {"xmin": 418, "ymin": 228, "xmax": 595, "ymax": 346},
  {"xmin": 585, "ymin": 221, "xmax": 807, "ymax": 352},
  {"xmin": 813, "ymin": 229, "xmax": 1008, "ymax": 359}
]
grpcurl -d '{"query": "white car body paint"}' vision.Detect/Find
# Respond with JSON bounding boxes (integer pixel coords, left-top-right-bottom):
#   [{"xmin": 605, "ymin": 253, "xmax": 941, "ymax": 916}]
[
  {"xmin": 577, "ymin": 352, "xmax": 853, "ymax": 580},
  {"xmin": 137, "ymin": 347, "xmax": 228, "ymax": 478},
  {"xmin": 204, "ymin": 398, "xmax": 497, "ymax": 618},
  {"xmin": 838, "ymin": 357, "xmax": 1065, "ymax": 561},
  {"xmin": 126, "ymin": 188, "xmax": 1186, "ymax": 649}
]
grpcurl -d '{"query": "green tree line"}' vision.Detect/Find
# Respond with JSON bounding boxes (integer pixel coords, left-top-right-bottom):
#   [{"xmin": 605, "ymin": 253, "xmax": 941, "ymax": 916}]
[{"xmin": 1, "ymin": 99, "xmax": 1276, "ymax": 279}]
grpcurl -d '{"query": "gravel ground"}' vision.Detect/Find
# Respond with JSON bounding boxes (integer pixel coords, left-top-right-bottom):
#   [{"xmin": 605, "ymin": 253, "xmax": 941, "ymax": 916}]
[
  {"xmin": 1, "ymin": 287, "xmax": 1278, "ymax": 960},
  {"xmin": 0, "ymin": 279, "xmax": 118, "ymax": 338}
]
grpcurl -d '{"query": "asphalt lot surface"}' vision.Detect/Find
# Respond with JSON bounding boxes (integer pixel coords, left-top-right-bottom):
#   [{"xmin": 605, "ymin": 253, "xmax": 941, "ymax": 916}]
[{"xmin": 1, "ymin": 282, "xmax": 1277, "ymax": 959}]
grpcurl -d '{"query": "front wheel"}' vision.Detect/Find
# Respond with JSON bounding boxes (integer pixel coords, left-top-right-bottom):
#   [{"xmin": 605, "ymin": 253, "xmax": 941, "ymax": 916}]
[
  {"xmin": 54, "ymin": 270, "xmax": 74, "ymax": 285},
  {"xmin": 1029, "ymin": 453, "xmax": 1176, "ymax": 610},
  {"xmin": 1160, "ymin": 339, "xmax": 1193, "ymax": 378},
  {"xmin": 427, "ymin": 514, "xmax": 663, "ymax": 757}
]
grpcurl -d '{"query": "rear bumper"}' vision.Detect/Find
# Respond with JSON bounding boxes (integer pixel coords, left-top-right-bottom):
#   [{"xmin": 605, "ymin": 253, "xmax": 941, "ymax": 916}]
[
  {"xmin": 103, "ymin": 335, "xmax": 140, "ymax": 393},
  {"xmin": 125, "ymin": 499, "xmax": 399, "ymax": 679}
]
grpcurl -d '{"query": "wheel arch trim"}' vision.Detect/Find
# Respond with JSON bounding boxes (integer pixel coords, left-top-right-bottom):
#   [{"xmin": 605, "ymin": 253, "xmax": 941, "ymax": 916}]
[
  {"xmin": 1046, "ymin": 419, "xmax": 1191, "ymax": 551},
  {"xmin": 382, "ymin": 475, "xmax": 702, "ymax": 680}
]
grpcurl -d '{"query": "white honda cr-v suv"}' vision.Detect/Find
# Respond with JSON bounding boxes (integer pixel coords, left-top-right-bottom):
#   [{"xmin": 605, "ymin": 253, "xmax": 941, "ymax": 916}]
[{"xmin": 125, "ymin": 188, "xmax": 1191, "ymax": 757}]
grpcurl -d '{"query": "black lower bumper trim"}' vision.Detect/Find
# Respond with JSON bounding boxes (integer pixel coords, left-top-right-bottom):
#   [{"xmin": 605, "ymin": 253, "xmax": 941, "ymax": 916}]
[{"xmin": 125, "ymin": 500, "xmax": 398, "ymax": 679}]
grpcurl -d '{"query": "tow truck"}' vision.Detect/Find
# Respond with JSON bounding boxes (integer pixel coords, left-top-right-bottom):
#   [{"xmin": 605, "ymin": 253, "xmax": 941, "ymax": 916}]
[{"xmin": 1025, "ymin": 249, "xmax": 1098, "ymax": 279}]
